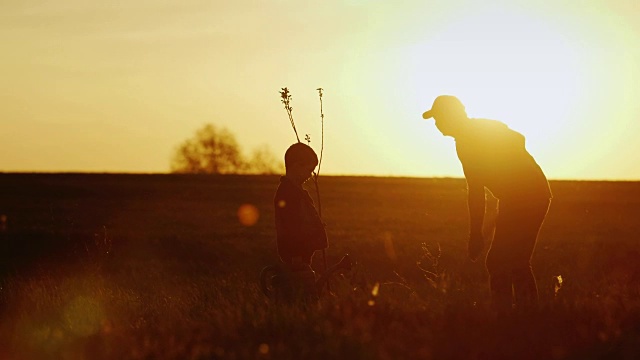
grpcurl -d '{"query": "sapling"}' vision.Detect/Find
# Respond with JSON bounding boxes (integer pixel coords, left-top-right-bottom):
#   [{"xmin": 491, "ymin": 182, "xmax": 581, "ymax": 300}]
[{"xmin": 279, "ymin": 87, "xmax": 300, "ymax": 143}]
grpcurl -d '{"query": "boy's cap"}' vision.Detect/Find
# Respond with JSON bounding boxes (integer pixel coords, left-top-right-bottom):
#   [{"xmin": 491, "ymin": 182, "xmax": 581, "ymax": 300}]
[{"xmin": 422, "ymin": 95, "xmax": 465, "ymax": 120}]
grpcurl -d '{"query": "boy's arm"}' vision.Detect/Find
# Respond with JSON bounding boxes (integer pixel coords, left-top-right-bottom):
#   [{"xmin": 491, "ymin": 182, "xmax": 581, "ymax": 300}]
[
  {"xmin": 312, "ymin": 217, "xmax": 328, "ymax": 250},
  {"xmin": 275, "ymin": 193, "xmax": 313, "ymax": 257},
  {"xmin": 302, "ymin": 193, "xmax": 328, "ymax": 250}
]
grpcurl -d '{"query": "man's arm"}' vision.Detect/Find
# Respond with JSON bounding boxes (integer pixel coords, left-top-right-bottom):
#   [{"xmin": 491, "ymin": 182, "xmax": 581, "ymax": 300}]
[
  {"xmin": 467, "ymin": 181, "xmax": 485, "ymax": 238},
  {"xmin": 462, "ymin": 163, "xmax": 486, "ymax": 262},
  {"xmin": 467, "ymin": 181, "xmax": 486, "ymax": 262},
  {"xmin": 456, "ymin": 138, "xmax": 487, "ymax": 261}
]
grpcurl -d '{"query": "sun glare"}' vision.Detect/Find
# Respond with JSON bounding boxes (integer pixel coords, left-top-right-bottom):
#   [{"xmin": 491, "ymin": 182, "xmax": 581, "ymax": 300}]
[{"xmin": 399, "ymin": 6, "xmax": 589, "ymax": 160}]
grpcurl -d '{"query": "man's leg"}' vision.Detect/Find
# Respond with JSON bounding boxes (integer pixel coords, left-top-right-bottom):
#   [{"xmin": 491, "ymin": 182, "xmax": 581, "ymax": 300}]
[
  {"xmin": 485, "ymin": 199, "xmax": 547, "ymax": 313},
  {"xmin": 511, "ymin": 199, "xmax": 550, "ymax": 309},
  {"xmin": 487, "ymin": 270, "xmax": 513, "ymax": 315},
  {"xmin": 486, "ymin": 253, "xmax": 513, "ymax": 314},
  {"xmin": 512, "ymin": 265, "xmax": 538, "ymax": 309}
]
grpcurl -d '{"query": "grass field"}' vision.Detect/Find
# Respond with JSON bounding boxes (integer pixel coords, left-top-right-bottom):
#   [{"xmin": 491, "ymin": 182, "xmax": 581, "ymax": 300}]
[{"xmin": 0, "ymin": 174, "xmax": 638, "ymax": 359}]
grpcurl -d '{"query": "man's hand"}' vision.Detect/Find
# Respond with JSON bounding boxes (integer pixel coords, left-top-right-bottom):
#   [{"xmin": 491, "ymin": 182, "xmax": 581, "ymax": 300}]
[{"xmin": 468, "ymin": 232, "xmax": 484, "ymax": 262}]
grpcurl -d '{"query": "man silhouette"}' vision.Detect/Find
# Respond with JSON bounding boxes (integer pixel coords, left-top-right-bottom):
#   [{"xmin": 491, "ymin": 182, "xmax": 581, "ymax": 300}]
[{"xmin": 422, "ymin": 95, "xmax": 552, "ymax": 313}]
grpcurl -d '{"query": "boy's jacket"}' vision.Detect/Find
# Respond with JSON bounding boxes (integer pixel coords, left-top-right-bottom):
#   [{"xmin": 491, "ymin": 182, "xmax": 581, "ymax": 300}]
[{"xmin": 274, "ymin": 176, "xmax": 328, "ymax": 264}]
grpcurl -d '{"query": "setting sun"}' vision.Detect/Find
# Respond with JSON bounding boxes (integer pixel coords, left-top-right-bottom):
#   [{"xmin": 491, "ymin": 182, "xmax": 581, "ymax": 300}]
[{"xmin": 397, "ymin": 5, "xmax": 588, "ymax": 163}]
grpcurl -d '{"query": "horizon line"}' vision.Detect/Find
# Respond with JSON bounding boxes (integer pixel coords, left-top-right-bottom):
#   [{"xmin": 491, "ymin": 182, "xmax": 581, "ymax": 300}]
[{"xmin": 0, "ymin": 171, "xmax": 638, "ymax": 182}]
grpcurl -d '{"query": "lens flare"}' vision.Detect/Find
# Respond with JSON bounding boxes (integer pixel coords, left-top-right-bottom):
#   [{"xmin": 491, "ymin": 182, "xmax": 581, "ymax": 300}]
[
  {"xmin": 371, "ymin": 282, "xmax": 380, "ymax": 297},
  {"xmin": 382, "ymin": 231, "xmax": 397, "ymax": 261},
  {"xmin": 237, "ymin": 204, "xmax": 259, "ymax": 226}
]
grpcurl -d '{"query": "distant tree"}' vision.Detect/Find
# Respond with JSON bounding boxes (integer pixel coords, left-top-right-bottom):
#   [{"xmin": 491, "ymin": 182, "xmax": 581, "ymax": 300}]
[
  {"xmin": 171, "ymin": 124, "xmax": 245, "ymax": 174},
  {"xmin": 171, "ymin": 123, "xmax": 282, "ymax": 174},
  {"xmin": 247, "ymin": 144, "xmax": 284, "ymax": 175}
]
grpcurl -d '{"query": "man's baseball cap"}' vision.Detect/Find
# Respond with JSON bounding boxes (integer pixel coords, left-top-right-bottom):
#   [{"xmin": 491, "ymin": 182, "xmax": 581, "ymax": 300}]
[{"xmin": 422, "ymin": 95, "xmax": 465, "ymax": 119}]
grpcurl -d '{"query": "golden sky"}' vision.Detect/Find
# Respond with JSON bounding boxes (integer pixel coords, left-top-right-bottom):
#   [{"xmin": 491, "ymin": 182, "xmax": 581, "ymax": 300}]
[{"xmin": 1, "ymin": 0, "xmax": 639, "ymax": 179}]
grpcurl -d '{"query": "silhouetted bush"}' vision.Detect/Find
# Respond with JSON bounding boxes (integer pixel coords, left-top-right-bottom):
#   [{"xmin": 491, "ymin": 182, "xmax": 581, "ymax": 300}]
[{"xmin": 170, "ymin": 123, "xmax": 283, "ymax": 174}]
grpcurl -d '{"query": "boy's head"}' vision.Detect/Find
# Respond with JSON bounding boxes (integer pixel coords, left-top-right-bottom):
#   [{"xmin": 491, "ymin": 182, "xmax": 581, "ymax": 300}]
[{"xmin": 284, "ymin": 143, "xmax": 318, "ymax": 185}]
